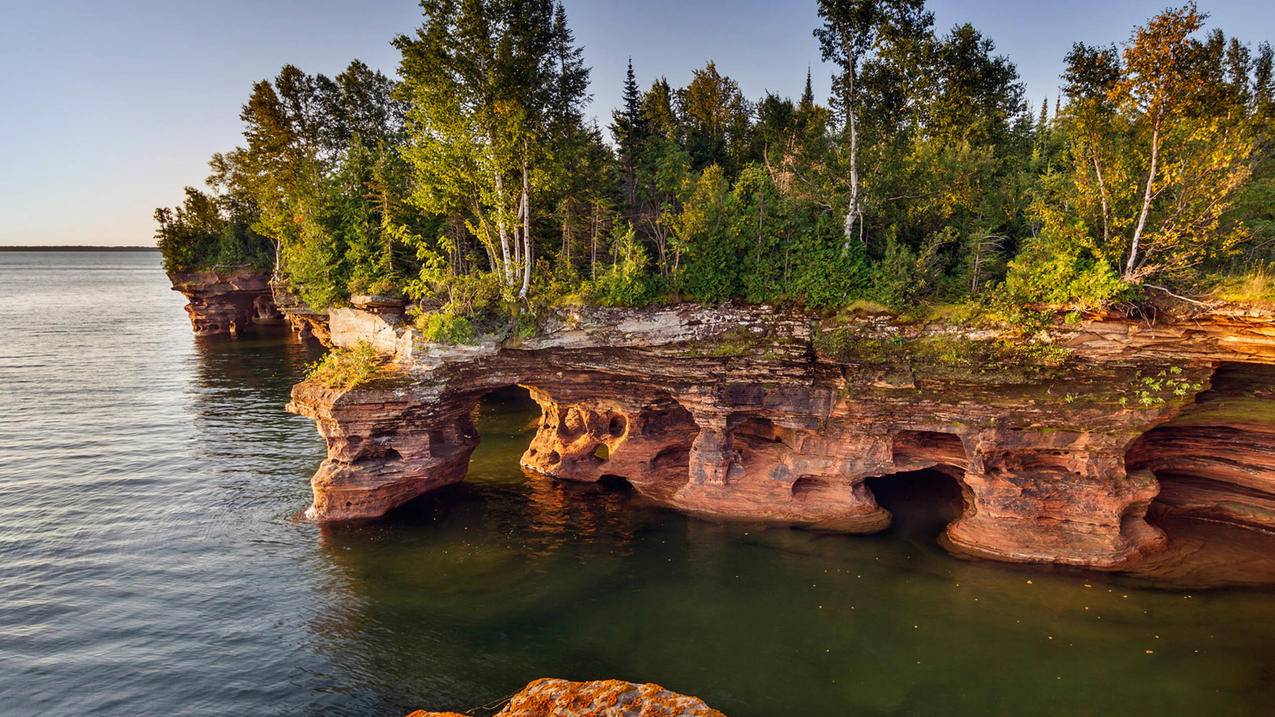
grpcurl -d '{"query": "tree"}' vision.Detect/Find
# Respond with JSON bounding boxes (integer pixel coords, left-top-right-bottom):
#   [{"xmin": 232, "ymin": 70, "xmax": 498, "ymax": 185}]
[
  {"xmin": 1117, "ymin": 2, "xmax": 1207, "ymax": 279},
  {"xmin": 815, "ymin": 0, "xmax": 930, "ymax": 247},
  {"xmin": 679, "ymin": 61, "xmax": 751, "ymax": 174},
  {"xmin": 611, "ymin": 59, "xmax": 646, "ymax": 220},
  {"xmin": 396, "ymin": 0, "xmax": 589, "ymax": 300},
  {"xmin": 1061, "ymin": 42, "xmax": 1124, "ymax": 247}
]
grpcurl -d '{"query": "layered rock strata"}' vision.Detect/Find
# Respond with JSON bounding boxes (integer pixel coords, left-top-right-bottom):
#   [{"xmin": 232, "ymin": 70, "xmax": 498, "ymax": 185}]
[
  {"xmin": 270, "ymin": 280, "xmax": 331, "ymax": 344},
  {"xmin": 406, "ymin": 678, "xmax": 725, "ymax": 717},
  {"xmin": 287, "ymin": 304, "xmax": 1275, "ymax": 570},
  {"xmin": 169, "ymin": 268, "xmax": 280, "ymax": 336},
  {"xmin": 1127, "ymin": 362, "xmax": 1275, "ymax": 533}
]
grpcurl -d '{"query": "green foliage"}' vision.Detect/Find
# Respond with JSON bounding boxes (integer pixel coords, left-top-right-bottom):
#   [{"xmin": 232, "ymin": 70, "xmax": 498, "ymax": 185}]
[
  {"xmin": 305, "ymin": 342, "xmax": 405, "ymax": 390},
  {"xmin": 413, "ymin": 311, "xmax": 477, "ymax": 345},
  {"xmin": 1119, "ymin": 366, "xmax": 1206, "ymax": 408},
  {"xmin": 585, "ymin": 223, "xmax": 659, "ymax": 306},
  {"xmin": 160, "ymin": 2, "xmax": 1275, "ymax": 322},
  {"xmin": 870, "ymin": 237, "xmax": 920, "ymax": 307},
  {"xmin": 154, "ymin": 187, "xmax": 272, "ymax": 274},
  {"xmin": 1002, "ymin": 230, "xmax": 1135, "ymax": 308}
]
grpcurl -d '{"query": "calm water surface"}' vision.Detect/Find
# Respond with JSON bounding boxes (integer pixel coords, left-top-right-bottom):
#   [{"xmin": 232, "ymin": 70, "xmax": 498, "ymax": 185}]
[{"xmin": 1, "ymin": 251, "xmax": 1273, "ymax": 716}]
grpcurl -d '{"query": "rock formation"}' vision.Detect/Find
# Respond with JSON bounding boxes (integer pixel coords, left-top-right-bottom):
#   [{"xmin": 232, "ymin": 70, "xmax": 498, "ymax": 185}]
[
  {"xmin": 1127, "ymin": 362, "xmax": 1275, "ymax": 533},
  {"xmin": 169, "ymin": 268, "xmax": 280, "ymax": 336},
  {"xmin": 270, "ymin": 280, "xmax": 331, "ymax": 344},
  {"xmin": 287, "ymin": 302, "xmax": 1275, "ymax": 572},
  {"xmin": 406, "ymin": 678, "xmax": 724, "ymax": 717}
]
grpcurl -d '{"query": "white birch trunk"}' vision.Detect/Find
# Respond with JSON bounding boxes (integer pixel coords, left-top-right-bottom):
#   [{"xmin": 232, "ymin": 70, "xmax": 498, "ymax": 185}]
[{"xmin": 1127, "ymin": 121, "xmax": 1160, "ymax": 279}]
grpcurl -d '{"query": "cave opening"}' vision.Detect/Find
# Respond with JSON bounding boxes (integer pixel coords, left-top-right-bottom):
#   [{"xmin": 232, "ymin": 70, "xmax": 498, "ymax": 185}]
[
  {"xmin": 464, "ymin": 384, "xmax": 541, "ymax": 482},
  {"xmin": 597, "ymin": 474, "xmax": 636, "ymax": 493},
  {"xmin": 865, "ymin": 469, "xmax": 968, "ymax": 541}
]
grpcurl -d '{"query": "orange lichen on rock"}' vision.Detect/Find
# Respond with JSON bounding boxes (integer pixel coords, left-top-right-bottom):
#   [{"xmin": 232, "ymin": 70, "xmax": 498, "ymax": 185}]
[{"xmin": 407, "ymin": 678, "xmax": 725, "ymax": 717}]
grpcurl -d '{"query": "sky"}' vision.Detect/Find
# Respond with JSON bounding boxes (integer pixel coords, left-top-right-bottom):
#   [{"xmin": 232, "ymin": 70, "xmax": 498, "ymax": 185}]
[{"xmin": 1, "ymin": 0, "xmax": 1273, "ymax": 247}]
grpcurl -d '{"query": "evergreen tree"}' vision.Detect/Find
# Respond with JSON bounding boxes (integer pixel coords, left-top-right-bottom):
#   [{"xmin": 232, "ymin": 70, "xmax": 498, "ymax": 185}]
[{"xmin": 611, "ymin": 58, "xmax": 646, "ymax": 221}]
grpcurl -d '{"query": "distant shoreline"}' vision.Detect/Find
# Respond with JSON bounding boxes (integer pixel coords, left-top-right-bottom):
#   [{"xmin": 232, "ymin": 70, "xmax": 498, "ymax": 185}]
[{"xmin": 0, "ymin": 246, "xmax": 158, "ymax": 252}]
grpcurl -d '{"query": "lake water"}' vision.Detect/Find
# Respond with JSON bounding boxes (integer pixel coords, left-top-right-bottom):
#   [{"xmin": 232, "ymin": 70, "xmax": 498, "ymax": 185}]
[{"xmin": 1, "ymin": 251, "xmax": 1273, "ymax": 716}]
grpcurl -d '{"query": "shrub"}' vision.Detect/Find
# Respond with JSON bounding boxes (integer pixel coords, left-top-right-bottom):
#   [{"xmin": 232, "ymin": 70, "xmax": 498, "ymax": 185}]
[
  {"xmin": 305, "ymin": 342, "xmax": 404, "ymax": 390},
  {"xmin": 584, "ymin": 223, "xmax": 659, "ymax": 307},
  {"xmin": 1001, "ymin": 230, "xmax": 1134, "ymax": 309},
  {"xmin": 414, "ymin": 311, "xmax": 477, "ymax": 345},
  {"xmin": 870, "ymin": 237, "xmax": 920, "ymax": 307}
]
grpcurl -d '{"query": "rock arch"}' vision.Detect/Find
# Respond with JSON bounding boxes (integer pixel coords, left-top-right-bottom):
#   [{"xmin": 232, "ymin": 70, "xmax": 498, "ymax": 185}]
[{"xmin": 287, "ymin": 303, "xmax": 1274, "ymax": 571}]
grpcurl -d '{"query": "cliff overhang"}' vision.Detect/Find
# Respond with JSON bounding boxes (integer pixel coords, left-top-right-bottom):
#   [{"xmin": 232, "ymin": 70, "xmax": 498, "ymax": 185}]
[
  {"xmin": 286, "ymin": 302, "xmax": 1275, "ymax": 579},
  {"xmin": 169, "ymin": 267, "xmax": 280, "ymax": 336}
]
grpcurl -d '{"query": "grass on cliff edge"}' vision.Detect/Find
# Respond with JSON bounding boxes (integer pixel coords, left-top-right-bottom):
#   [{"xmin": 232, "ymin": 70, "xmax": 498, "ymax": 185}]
[{"xmin": 306, "ymin": 342, "xmax": 408, "ymax": 390}]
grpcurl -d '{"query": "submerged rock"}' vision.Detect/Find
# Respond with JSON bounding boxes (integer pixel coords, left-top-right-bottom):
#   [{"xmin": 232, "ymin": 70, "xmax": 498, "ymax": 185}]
[{"xmin": 407, "ymin": 678, "xmax": 725, "ymax": 717}]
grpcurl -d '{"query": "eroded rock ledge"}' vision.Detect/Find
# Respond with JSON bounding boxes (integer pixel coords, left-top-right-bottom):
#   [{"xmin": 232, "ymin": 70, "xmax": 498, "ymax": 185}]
[
  {"xmin": 169, "ymin": 268, "xmax": 280, "ymax": 336},
  {"xmin": 287, "ymin": 303, "xmax": 1275, "ymax": 573}
]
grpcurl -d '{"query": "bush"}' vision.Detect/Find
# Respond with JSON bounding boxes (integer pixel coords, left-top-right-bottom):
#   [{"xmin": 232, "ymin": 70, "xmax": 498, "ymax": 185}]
[
  {"xmin": 789, "ymin": 219, "xmax": 870, "ymax": 309},
  {"xmin": 870, "ymin": 237, "xmax": 920, "ymax": 307},
  {"xmin": 584, "ymin": 223, "xmax": 659, "ymax": 307},
  {"xmin": 1001, "ymin": 231, "xmax": 1134, "ymax": 309},
  {"xmin": 414, "ymin": 311, "xmax": 478, "ymax": 345},
  {"xmin": 305, "ymin": 342, "xmax": 404, "ymax": 390},
  {"xmin": 155, "ymin": 187, "xmax": 272, "ymax": 274}
]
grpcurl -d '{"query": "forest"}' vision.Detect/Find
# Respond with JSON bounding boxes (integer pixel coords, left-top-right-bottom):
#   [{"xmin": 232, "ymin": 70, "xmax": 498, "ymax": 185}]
[{"xmin": 155, "ymin": 0, "xmax": 1275, "ymax": 342}]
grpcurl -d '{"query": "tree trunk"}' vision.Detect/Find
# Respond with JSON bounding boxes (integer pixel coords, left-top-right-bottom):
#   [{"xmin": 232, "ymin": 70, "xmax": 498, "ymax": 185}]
[
  {"xmin": 518, "ymin": 157, "xmax": 532, "ymax": 299},
  {"xmin": 1127, "ymin": 120, "xmax": 1161, "ymax": 279},
  {"xmin": 590, "ymin": 206, "xmax": 598, "ymax": 280},
  {"xmin": 842, "ymin": 44, "xmax": 861, "ymax": 250},
  {"xmin": 1091, "ymin": 150, "xmax": 1111, "ymax": 246},
  {"xmin": 494, "ymin": 169, "xmax": 513, "ymax": 287},
  {"xmin": 512, "ymin": 190, "xmax": 524, "ymax": 269},
  {"xmin": 971, "ymin": 240, "xmax": 982, "ymax": 294}
]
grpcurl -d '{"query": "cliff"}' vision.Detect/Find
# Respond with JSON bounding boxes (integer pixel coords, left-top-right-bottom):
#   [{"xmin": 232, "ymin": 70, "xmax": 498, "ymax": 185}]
[
  {"xmin": 168, "ymin": 268, "xmax": 280, "ymax": 336},
  {"xmin": 286, "ymin": 302, "xmax": 1275, "ymax": 577}
]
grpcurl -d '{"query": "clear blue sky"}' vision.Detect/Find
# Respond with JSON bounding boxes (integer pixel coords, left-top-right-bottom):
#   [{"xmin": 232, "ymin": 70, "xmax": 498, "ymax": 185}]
[{"xmin": 1, "ymin": 0, "xmax": 1272, "ymax": 246}]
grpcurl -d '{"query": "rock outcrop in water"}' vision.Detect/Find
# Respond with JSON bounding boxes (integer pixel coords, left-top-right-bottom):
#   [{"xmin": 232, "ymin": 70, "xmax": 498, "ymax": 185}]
[
  {"xmin": 169, "ymin": 268, "xmax": 280, "ymax": 336},
  {"xmin": 406, "ymin": 678, "xmax": 725, "ymax": 717},
  {"xmin": 287, "ymin": 302, "xmax": 1275, "ymax": 574}
]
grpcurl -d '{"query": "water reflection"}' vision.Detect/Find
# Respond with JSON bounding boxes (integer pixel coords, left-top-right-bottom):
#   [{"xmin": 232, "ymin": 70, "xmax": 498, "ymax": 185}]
[{"xmin": 305, "ymin": 389, "xmax": 1275, "ymax": 717}]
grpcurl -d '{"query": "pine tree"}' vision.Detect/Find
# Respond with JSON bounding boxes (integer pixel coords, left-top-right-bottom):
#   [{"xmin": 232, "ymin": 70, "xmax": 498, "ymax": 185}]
[
  {"xmin": 1254, "ymin": 42, "xmax": 1274, "ymax": 118},
  {"xmin": 800, "ymin": 66, "xmax": 815, "ymax": 111},
  {"xmin": 611, "ymin": 58, "xmax": 645, "ymax": 220}
]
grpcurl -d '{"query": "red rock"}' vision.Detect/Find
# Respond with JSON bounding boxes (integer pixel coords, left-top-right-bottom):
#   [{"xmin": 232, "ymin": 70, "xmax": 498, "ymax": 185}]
[
  {"xmin": 169, "ymin": 268, "xmax": 280, "ymax": 336},
  {"xmin": 407, "ymin": 678, "xmax": 724, "ymax": 717},
  {"xmin": 286, "ymin": 304, "xmax": 1275, "ymax": 571}
]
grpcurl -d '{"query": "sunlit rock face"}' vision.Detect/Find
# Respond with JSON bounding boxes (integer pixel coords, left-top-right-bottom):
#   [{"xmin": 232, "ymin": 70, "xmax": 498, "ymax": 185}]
[
  {"xmin": 168, "ymin": 268, "xmax": 279, "ymax": 336},
  {"xmin": 406, "ymin": 677, "xmax": 725, "ymax": 717},
  {"xmin": 287, "ymin": 304, "xmax": 1275, "ymax": 570}
]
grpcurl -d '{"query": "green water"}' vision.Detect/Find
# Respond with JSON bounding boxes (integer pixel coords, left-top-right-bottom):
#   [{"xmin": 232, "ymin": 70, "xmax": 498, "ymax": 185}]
[
  {"xmin": 320, "ymin": 389, "xmax": 1275, "ymax": 716},
  {"xmin": 2, "ymin": 252, "xmax": 1272, "ymax": 716}
]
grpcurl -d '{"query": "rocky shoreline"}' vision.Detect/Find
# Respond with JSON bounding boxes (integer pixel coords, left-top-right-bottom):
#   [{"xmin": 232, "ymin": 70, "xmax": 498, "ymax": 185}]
[
  {"xmin": 168, "ymin": 268, "xmax": 281, "ymax": 336},
  {"xmin": 276, "ymin": 300, "xmax": 1275, "ymax": 582}
]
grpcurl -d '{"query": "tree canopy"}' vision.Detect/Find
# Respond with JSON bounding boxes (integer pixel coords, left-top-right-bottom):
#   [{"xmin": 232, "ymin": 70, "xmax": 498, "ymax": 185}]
[{"xmin": 158, "ymin": 1, "xmax": 1275, "ymax": 331}]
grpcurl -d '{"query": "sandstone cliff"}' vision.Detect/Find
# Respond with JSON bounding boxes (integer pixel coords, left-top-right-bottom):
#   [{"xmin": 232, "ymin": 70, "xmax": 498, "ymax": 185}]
[
  {"xmin": 286, "ymin": 302, "xmax": 1275, "ymax": 575},
  {"xmin": 169, "ymin": 268, "xmax": 280, "ymax": 336}
]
